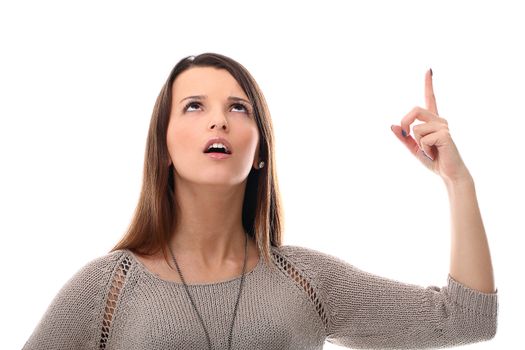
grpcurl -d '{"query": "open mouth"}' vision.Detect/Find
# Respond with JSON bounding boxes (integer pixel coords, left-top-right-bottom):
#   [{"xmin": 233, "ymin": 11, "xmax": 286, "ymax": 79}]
[{"xmin": 203, "ymin": 147, "xmax": 232, "ymax": 155}]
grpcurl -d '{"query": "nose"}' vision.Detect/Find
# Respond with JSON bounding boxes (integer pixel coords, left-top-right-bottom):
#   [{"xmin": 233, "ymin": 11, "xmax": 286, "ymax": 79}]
[{"xmin": 208, "ymin": 114, "xmax": 228, "ymax": 131}]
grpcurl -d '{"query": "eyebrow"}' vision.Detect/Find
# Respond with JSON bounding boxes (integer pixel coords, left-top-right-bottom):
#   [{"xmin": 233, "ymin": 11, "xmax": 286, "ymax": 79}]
[{"xmin": 179, "ymin": 95, "xmax": 252, "ymax": 105}]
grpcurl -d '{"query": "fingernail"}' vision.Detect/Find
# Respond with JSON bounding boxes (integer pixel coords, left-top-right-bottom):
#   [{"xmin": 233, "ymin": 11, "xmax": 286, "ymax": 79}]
[
  {"xmin": 401, "ymin": 129, "xmax": 407, "ymax": 137},
  {"xmin": 430, "ymin": 68, "xmax": 433, "ymax": 77}
]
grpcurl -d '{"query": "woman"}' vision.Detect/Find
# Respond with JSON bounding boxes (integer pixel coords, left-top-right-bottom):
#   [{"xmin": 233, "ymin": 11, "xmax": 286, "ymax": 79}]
[{"xmin": 23, "ymin": 53, "xmax": 498, "ymax": 349}]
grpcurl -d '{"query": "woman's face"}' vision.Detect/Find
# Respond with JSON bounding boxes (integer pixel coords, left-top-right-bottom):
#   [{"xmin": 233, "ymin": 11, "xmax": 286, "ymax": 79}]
[{"xmin": 167, "ymin": 66, "xmax": 260, "ymax": 187}]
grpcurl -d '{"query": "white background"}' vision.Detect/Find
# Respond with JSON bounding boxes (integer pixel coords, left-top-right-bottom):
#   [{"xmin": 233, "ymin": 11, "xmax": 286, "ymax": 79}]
[{"xmin": 1, "ymin": 0, "xmax": 523, "ymax": 349}]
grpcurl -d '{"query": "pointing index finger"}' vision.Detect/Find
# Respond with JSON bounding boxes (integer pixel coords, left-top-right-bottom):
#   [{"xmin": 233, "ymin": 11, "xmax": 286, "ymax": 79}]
[{"xmin": 425, "ymin": 68, "xmax": 439, "ymax": 115}]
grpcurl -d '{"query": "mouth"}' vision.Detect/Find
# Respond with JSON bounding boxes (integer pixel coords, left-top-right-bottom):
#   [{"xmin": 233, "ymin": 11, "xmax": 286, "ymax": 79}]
[{"xmin": 203, "ymin": 137, "xmax": 233, "ymax": 155}]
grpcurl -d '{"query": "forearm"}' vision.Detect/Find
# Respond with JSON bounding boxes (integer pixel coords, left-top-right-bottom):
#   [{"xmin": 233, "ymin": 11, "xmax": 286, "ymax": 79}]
[{"xmin": 445, "ymin": 174, "xmax": 495, "ymax": 293}]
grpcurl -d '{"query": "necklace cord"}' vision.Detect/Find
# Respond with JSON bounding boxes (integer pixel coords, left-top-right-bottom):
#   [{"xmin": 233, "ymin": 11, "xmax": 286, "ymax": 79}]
[{"xmin": 168, "ymin": 234, "xmax": 248, "ymax": 350}]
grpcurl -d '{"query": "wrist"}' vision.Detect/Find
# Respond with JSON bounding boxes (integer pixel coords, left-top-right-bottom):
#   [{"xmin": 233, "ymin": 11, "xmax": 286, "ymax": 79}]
[{"xmin": 444, "ymin": 172, "xmax": 475, "ymax": 193}]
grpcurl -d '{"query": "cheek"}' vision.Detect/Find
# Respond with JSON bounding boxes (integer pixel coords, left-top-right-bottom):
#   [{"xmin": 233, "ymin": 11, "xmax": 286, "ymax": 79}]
[
  {"xmin": 239, "ymin": 126, "xmax": 260, "ymax": 157},
  {"xmin": 167, "ymin": 121, "xmax": 196, "ymax": 159},
  {"xmin": 251, "ymin": 124, "xmax": 260, "ymax": 149}
]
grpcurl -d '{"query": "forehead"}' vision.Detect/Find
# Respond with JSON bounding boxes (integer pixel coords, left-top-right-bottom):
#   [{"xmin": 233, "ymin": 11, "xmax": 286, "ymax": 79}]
[{"xmin": 172, "ymin": 66, "xmax": 248, "ymax": 100}]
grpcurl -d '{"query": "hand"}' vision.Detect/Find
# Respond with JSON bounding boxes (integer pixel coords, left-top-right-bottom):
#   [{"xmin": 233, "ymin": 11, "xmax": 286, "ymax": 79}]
[{"xmin": 390, "ymin": 69, "xmax": 472, "ymax": 185}]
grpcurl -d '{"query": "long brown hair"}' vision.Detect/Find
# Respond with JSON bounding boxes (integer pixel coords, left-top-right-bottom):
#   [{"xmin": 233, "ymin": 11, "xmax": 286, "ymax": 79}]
[{"xmin": 111, "ymin": 53, "xmax": 284, "ymax": 267}]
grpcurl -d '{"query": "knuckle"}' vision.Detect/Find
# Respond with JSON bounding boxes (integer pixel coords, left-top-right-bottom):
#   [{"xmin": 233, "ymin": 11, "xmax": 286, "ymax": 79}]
[{"xmin": 440, "ymin": 129, "xmax": 451, "ymax": 138}]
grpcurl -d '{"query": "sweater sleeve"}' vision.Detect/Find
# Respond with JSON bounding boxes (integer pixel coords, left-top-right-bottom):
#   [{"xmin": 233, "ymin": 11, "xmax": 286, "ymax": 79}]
[
  {"xmin": 281, "ymin": 245, "xmax": 498, "ymax": 349},
  {"xmin": 22, "ymin": 251, "xmax": 122, "ymax": 350}
]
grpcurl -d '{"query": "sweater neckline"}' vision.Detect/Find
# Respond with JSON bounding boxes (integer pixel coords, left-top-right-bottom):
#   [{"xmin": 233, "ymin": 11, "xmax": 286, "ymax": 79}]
[{"xmin": 125, "ymin": 249, "xmax": 263, "ymax": 287}]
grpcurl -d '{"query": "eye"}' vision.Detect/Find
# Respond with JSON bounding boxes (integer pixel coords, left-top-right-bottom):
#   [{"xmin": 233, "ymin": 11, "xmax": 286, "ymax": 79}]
[
  {"xmin": 184, "ymin": 101, "xmax": 202, "ymax": 112},
  {"xmin": 183, "ymin": 101, "xmax": 252, "ymax": 115},
  {"xmin": 231, "ymin": 103, "xmax": 251, "ymax": 115}
]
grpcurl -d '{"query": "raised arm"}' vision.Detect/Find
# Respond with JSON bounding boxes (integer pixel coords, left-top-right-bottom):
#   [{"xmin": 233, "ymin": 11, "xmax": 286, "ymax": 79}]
[
  {"xmin": 295, "ymin": 69, "xmax": 497, "ymax": 349},
  {"xmin": 392, "ymin": 68, "xmax": 495, "ymax": 294}
]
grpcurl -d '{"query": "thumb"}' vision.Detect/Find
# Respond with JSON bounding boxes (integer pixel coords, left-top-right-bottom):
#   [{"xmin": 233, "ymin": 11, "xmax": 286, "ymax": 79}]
[
  {"xmin": 390, "ymin": 124, "xmax": 419, "ymax": 156},
  {"xmin": 390, "ymin": 124, "xmax": 407, "ymax": 142}
]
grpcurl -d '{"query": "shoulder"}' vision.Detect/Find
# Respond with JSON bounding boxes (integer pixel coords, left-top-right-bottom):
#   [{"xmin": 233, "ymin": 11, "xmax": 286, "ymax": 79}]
[
  {"xmin": 58, "ymin": 249, "xmax": 130, "ymax": 298},
  {"xmin": 271, "ymin": 244, "xmax": 349, "ymax": 267},
  {"xmin": 73, "ymin": 249, "xmax": 128, "ymax": 279},
  {"xmin": 270, "ymin": 244, "xmax": 378, "ymax": 290},
  {"xmin": 270, "ymin": 244, "xmax": 356, "ymax": 281},
  {"xmin": 40, "ymin": 249, "xmax": 131, "ymax": 320},
  {"xmin": 22, "ymin": 250, "xmax": 131, "ymax": 348}
]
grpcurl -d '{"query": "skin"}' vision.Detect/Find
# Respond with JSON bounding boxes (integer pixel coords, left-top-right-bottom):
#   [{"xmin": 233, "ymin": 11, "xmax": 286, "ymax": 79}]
[
  {"xmin": 391, "ymin": 69, "xmax": 496, "ymax": 293},
  {"xmin": 136, "ymin": 67, "xmax": 262, "ymax": 283}
]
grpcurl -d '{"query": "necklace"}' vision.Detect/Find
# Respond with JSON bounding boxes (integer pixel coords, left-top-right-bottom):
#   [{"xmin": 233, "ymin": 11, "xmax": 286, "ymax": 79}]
[{"xmin": 168, "ymin": 233, "xmax": 248, "ymax": 350}]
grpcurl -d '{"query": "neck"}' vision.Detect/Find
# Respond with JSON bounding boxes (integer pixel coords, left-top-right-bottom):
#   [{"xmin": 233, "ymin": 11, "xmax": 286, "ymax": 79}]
[{"xmin": 169, "ymin": 178, "xmax": 249, "ymax": 268}]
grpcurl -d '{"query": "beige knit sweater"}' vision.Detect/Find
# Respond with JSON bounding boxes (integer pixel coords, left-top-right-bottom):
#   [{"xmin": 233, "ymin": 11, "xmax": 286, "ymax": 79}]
[{"xmin": 23, "ymin": 245, "xmax": 498, "ymax": 349}]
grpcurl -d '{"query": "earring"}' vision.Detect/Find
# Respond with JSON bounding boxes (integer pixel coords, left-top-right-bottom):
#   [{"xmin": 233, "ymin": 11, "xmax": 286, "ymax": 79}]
[{"xmin": 258, "ymin": 161, "xmax": 265, "ymax": 169}]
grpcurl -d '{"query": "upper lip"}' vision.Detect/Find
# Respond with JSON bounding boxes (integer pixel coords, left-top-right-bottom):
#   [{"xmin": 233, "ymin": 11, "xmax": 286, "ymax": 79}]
[{"xmin": 203, "ymin": 137, "xmax": 233, "ymax": 154}]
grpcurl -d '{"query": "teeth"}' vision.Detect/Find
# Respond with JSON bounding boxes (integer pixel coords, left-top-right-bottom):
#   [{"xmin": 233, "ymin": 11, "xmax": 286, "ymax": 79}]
[{"xmin": 208, "ymin": 143, "xmax": 228, "ymax": 151}]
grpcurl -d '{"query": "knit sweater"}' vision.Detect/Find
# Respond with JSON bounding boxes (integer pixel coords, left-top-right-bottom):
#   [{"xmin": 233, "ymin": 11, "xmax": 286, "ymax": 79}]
[{"xmin": 23, "ymin": 245, "xmax": 498, "ymax": 349}]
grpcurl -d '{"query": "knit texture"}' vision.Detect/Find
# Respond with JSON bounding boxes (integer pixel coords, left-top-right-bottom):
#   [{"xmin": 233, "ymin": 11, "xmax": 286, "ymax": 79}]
[{"xmin": 23, "ymin": 245, "xmax": 498, "ymax": 349}]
